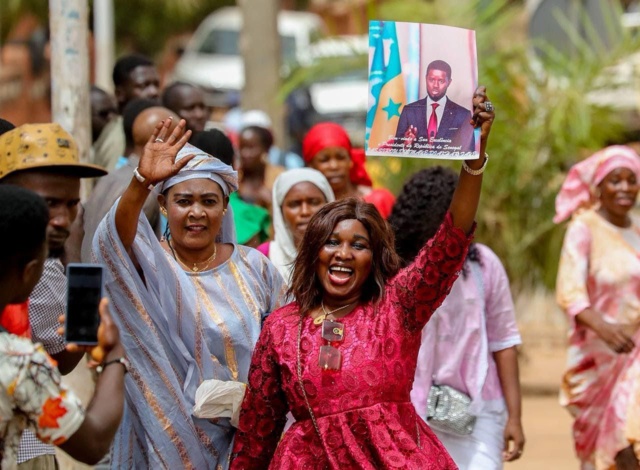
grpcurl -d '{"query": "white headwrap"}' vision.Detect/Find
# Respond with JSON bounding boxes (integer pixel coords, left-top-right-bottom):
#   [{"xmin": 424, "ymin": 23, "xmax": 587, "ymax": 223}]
[
  {"xmin": 159, "ymin": 143, "xmax": 239, "ymax": 243},
  {"xmin": 159, "ymin": 143, "xmax": 238, "ymax": 196},
  {"xmin": 269, "ymin": 168, "xmax": 335, "ymax": 282}
]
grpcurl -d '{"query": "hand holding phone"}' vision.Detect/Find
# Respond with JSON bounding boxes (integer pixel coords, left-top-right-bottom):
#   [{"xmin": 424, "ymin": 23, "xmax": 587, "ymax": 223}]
[
  {"xmin": 64, "ymin": 297, "xmax": 123, "ymax": 365},
  {"xmin": 65, "ymin": 264, "xmax": 103, "ymax": 346}
]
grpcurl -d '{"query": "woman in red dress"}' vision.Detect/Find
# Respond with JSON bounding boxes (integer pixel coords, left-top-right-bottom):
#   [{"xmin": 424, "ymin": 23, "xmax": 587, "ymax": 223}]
[{"xmin": 230, "ymin": 88, "xmax": 494, "ymax": 470}]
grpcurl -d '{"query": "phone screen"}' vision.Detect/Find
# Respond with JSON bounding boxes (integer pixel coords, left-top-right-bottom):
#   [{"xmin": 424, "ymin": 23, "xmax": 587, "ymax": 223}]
[{"xmin": 65, "ymin": 264, "xmax": 103, "ymax": 345}]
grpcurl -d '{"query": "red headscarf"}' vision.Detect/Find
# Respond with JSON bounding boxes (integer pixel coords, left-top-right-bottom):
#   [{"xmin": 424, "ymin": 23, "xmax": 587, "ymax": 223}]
[{"xmin": 302, "ymin": 123, "xmax": 373, "ymax": 187}]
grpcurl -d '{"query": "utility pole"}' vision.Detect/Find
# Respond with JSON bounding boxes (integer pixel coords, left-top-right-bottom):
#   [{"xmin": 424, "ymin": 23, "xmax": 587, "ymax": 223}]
[
  {"xmin": 49, "ymin": 1, "xmax": 91, "ymax": 159},
  {"xmin": 93, "ymin": 0, "xmax": 115, "ymax": 93},
  {"xmin": 49, "ymin": 0, "xmax": 91, "ymax": 197},
  {"xmin": 238, "ymin": 0, "xmax": 285, "ymax": 147}
]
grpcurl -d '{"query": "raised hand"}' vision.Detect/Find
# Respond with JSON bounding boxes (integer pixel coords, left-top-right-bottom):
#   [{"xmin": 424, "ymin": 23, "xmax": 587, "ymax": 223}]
[
  {"xmin": 403, "ymin": 125, "xmax": 417, "ymax": 148},
  {"xmin": 137, "ymin": 118, "xmax": 195, "ymax": 185},
  {"xmin": 470, "ymin": 86, "xmax": 495, "ymax": 144}
]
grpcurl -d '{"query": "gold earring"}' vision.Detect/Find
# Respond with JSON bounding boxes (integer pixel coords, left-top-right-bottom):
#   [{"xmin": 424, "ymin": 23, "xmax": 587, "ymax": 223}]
[
  {"xmin": 222, "ymin": 208, "xmax": 228, "ymax": 215},
  {"xmin": 160, "ymin": 207, "xmax": 168, "ymax": 217}
]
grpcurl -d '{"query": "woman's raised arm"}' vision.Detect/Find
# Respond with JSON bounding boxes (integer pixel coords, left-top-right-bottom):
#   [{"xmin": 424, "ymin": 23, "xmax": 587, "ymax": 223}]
[
  {"xmin": 115, "ymin": 118, "xmax": 193, "ymax": 256},
  {"xmin": 448, "ymin": 86, "xmax": 494, "ymax": 234}
]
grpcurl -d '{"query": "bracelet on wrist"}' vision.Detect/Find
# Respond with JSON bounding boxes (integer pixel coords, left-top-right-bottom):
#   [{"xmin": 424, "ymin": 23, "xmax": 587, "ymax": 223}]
[
  {"xmin": 133, "ymin": 167, "xmax": 155, "ymax": 190},
  {"xmin": 96, "ymin": 357, "xmax": 130, "ymax": 375},
  {"xmin": 462, "ymin": 153, "xmax": 489, "ymax": 176}
]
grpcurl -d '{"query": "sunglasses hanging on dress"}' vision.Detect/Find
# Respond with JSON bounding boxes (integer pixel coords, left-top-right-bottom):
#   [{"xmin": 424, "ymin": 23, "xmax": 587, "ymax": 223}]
[{"xmin": 315, "ymin": 302, "xmax": 354, "ymax": 371}]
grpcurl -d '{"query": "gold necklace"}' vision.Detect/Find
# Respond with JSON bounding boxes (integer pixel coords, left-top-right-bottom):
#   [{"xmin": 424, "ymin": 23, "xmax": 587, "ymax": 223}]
[
  {"xmin": 170, "ymin": 242, "xmax": 217, "ymax": 272},
  {"xmin": 313, "ymin": 301, "xmax": 355, "ymax": 325}
]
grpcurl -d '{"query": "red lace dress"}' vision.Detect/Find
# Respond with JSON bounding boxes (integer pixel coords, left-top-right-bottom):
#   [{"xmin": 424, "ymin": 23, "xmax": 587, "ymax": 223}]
[{"xmin": 231, "ymin": 213, "xmax": 473, "ymax": 469}]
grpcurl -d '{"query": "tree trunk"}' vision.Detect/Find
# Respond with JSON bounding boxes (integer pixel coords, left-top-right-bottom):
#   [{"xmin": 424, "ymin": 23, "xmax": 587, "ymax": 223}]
[
  {"xmin": 49, "ymin": 0, "xmax": 92, "ymax": 198},
  {"xmin": 238, "ymin": 0, "xmax": 285, "ymax": 148}
]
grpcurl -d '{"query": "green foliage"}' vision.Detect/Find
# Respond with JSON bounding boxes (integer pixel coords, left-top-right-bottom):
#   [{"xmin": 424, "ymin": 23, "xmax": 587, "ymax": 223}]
[
  {"xmin": 110, "ymin": 0, "xmax": 234, "ymax": 56},
  {"xmin": 1, "ymin": 0, "xmax": 48, "ymax": 43},
  {"xmin": 1, "ymin": 0, "xmax": 234, "ymax": 56},
  {"xmin": 359, "ymin": 0, "xmax": 640, "ymax": 291}
]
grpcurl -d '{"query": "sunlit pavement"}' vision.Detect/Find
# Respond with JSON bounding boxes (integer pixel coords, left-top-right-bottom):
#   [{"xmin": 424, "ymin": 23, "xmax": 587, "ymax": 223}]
[{"xmin": 511, "ymin": 395, "xmax": 579, "ymax": 470}]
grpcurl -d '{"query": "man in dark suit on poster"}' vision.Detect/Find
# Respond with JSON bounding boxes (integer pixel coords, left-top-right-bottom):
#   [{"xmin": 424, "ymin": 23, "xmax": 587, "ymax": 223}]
[{"xmin": 395, "ymin": 60, "xmax": 475, "ymax": 154}]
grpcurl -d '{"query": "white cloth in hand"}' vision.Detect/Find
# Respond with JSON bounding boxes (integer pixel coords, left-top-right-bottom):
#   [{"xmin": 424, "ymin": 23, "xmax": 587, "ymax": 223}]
[{"xmin": 193, "ymin": 379, "xmax": 246, "ymax": 428}]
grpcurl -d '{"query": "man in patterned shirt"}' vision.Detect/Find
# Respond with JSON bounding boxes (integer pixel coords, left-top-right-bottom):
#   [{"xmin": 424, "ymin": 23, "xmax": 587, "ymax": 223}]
[
  {"xmin": 0, "ymin": 184, "xmax": 127, "ymax": 468},
  {"xmin": 0, "ymin": 123, "xmax": 107, "ymax": 468}
]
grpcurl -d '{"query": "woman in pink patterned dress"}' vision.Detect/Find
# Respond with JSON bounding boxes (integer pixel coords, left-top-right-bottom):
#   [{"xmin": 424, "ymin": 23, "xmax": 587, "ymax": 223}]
[
  {"xmin": 230, "ymin": 87, "xmax": 494, "ymax": 469},
  {"xmin": 554, "ymin": 145, "xmax": 640, "ymax": 470}
]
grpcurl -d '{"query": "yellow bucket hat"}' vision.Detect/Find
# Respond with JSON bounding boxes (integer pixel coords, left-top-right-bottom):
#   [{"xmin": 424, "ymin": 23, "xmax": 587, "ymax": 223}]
[{"xmin": 0, "ymin": 123, "xmax": 107, "ymax": 179}]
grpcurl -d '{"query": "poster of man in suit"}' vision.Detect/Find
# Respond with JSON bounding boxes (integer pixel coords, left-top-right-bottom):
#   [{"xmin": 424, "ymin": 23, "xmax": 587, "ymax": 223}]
[{"xmin": 365, "ymin": 22, "xmax": 480, "ymax": 160}]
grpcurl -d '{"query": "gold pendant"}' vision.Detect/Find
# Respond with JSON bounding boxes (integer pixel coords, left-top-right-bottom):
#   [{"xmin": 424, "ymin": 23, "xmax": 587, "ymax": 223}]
[
  {"xmin": 313, "ymin": 314, "xmax": 325, "ymax": 325},
  {"xmin": 192, "ymin": 266, "xmax": 199, "ymax": 272}
]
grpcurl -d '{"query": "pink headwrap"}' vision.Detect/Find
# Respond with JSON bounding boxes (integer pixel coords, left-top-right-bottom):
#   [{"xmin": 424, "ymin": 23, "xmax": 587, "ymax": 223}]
[
  {"xmin": 553, "ymin": 145, "xmax": 640, "ymax": 223},
  {"xmin": 302, "ymin": 122, "xmax": 373, "ymax": 187}
]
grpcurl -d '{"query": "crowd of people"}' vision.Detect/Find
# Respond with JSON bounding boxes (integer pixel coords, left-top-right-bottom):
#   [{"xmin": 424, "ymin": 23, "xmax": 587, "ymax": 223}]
[{"xmin": 0, "ymin": 49, "xmax": 638, "ymax": 470}]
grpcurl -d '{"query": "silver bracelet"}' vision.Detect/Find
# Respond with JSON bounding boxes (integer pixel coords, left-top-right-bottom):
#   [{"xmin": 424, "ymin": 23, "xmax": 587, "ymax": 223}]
[
  {"xmin": 133, "ymin": 167, "xmax": 155, "ymax": 190},
  {"xmin": 462, "ymin": 153, "xmax": 489, "ymax": 176},
  {"xmin": 96, "ymin": 356, "xmax": 130, "ymax": 375}
]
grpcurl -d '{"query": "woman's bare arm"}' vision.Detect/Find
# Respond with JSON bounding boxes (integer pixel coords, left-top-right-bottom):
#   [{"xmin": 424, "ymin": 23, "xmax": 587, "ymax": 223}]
[{"xmin": 448, "ymin": 86, "xmax": 494, "ymax": 234}]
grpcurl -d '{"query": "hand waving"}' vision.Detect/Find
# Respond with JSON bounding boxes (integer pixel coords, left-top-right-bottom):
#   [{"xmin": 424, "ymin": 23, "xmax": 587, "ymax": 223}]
[{"xmin": 137, "ymin": 118, "xmax": 195, "ymax": 185}]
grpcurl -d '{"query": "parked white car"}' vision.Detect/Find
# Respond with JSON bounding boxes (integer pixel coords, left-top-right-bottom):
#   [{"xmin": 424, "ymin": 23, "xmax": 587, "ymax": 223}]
[
  {"xmin": 173, "ymin": 6, "xmax": 324, "ymax": 106},
  {"xmin": 298, "ymin": 35, "xmax": 369, "ymax": 146}
]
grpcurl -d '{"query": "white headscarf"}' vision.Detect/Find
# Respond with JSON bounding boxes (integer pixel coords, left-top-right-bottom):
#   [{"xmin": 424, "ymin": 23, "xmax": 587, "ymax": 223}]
[
  {"xmin": 270, "ymin": 168, "xmax": 334, "ymax": 282},
  {"xmin": 159, "ymin": 143, "xmax": 239, "ymax": 243}
]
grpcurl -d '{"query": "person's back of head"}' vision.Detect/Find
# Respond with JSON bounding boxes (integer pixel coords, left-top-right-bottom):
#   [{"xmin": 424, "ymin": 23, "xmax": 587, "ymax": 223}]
[
  {"xmin": 132, "ymin": 106, "xmax": 180, "ymax": 149},
  {"xmin": 389, "ymin": 166, "xmax": 457, "ymax": 266},
  {"xmin": 122, "ymin": 98, "xmax": 159, "ymax": 150},
  {"xmin": 0, "ymin": 185, "xmax": 49, "ymax": 304},
  {"xmin": 112, "ymin": 54, "xmax": 159, "ymax": 111},
  {"xmin": 190, "ymin": 129, "xmax": 235, "ymax": 167}
]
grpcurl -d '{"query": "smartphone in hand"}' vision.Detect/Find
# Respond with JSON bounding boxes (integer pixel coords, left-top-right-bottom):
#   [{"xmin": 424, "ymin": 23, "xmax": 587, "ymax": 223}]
[{"xmin": 65, "ymin": 263, "xmax": 104, "ymax": 345}]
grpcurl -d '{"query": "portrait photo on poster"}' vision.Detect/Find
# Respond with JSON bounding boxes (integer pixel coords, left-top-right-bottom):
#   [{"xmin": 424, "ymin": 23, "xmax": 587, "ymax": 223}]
[{"xmin": 365, "ymin": 21, "xmax": 481, "ymax": 160}]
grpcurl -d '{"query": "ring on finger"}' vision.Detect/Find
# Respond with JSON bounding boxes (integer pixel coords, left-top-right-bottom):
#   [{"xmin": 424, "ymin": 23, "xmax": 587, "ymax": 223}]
[
  {"xmin": 484, "ymin": 101, "xmax": 494, "ymax": 113},
  {"xmin": 155, "ymin": 138, "xmax": 164, "ymax": 143}
]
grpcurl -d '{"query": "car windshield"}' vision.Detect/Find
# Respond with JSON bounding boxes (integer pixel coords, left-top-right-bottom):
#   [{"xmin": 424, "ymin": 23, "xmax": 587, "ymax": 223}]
[{"xmin": 198, "ymin": 29, "xmax": 297, "ymax": 61}]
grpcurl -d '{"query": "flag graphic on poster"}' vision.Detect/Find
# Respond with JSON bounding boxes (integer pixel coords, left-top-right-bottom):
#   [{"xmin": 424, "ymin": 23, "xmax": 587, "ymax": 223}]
[
  {"xmin": 365, "ymin": 21, "xmax": 480, "ymax": 160},
  {"xmin": 366, "ymin": 21, "xmax": 406, "ymax": 151}
]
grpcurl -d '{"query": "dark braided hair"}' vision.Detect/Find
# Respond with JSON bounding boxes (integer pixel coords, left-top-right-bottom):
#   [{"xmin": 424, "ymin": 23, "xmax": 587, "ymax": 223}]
[{"xmin": 388, "ymin": 166, "xmax": 480, "ymax": 276}]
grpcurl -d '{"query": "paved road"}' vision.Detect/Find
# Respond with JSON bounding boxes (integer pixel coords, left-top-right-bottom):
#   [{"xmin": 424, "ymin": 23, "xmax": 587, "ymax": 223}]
[{"xmin": 511, "ymin": 395, "xmax": 579, "ymax": 470}]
